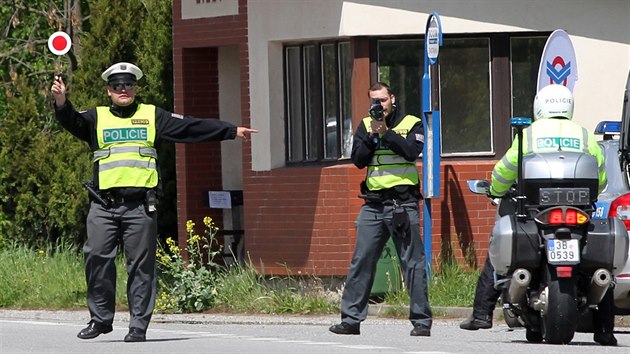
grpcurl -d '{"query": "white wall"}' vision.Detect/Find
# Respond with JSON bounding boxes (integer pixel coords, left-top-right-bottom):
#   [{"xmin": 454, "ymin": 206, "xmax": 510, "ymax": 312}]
[{"xmin": 248, "ymin": 0, "xmax": 630, "ymax": 170}]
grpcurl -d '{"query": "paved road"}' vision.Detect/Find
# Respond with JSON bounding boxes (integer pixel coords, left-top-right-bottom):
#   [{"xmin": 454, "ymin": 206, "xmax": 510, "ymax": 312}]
[{"xmin": 1, "ymin": 310, "xmax": 629, "ymax": 353}]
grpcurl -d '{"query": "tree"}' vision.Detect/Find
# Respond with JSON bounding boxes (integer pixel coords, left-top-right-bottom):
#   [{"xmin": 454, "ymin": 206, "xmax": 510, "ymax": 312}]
[
  {"xmin": 0, "ymin": 75, "xmax": 91, "ymax": 248},
  {"xmin": 0, "ymin": 0, "xmax": 176, "ymax": 248},
  {"xmin": 0, "ymin": 0, "xmax": 90, "ymax": 248}
]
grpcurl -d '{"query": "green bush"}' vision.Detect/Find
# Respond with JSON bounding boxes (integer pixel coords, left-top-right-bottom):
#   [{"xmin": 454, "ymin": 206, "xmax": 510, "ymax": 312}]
[
  {"xmin": 0, "ymin": 78, "xmax": 91, "ymax": 249},
  {"xmin": 156, "ymin": 217, "xmax": 222, "ymax": 313},
  {"xmin": 155, "ymin": 218, "xmax": 340, "ymax": 315}
]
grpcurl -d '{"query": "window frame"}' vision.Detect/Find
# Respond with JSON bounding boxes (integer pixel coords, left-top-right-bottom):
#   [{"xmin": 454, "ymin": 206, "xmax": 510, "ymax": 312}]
[
  {"xmin": 283, "ymin": 40, "xmax": 353, "ymax": 164},
  {"xmin": 283, "ymin": 32, "xmax": 549, "ymax": 165}
]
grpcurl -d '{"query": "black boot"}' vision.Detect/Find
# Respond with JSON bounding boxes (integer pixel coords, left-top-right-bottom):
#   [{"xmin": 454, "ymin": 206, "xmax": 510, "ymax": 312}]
[
  {"xmin": 459, "ymin": 314, "xmax": 492, "ymax": 330},
  {"xmin": 124, "ymin": 327, "xmax": 146, "ymax": 342},
  {"xmin": 329, "ymin": 322, "xmax": 360, "ymax": 335},
  {"xmin": 77, "ymin": 321, "xmax": 113, "ymax": 339},
  {"xmin": 594, "ymin": 332, "xmax": 617, "ymax": 346}
]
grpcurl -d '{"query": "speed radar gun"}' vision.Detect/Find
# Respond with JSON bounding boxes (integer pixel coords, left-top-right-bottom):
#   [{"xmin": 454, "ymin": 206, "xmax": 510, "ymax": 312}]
[
  {"xmin": 369, "ymin": 99, "xmax": 384, "ymax": 144},
  {"xmin": 368, "ymin": 99, "xmax": 384, "ymax": 121},
  {"xmin": 467, "ymin": 117, "xmax": 629, "ymax": 345}
]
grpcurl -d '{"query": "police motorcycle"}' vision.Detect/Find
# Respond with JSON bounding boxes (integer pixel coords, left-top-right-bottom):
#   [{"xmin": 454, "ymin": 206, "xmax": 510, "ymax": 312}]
[{"xmin": 467, "ymin": 117, "xmax": 629, "ymax": 344}]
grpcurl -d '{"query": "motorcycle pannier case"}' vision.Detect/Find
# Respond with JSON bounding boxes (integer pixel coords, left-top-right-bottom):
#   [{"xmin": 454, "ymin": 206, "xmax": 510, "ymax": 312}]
[
  {"xmin": 582, "ymin": 217, "xmax": 629, "ymax": 274},
  {"xmin": 489, "ymin": 215, "xmax": 541, "ymax": 276}
]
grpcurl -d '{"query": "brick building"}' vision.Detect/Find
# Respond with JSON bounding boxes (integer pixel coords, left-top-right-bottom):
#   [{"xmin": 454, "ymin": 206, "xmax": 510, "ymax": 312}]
[{"xmin": 171, "ymin": 0, "xmax": 630, "ymax": 275}]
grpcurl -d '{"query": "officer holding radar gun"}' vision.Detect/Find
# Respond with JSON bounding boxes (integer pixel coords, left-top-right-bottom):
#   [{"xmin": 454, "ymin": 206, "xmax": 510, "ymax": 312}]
[
  {"xmin": 329, "ymin": 82, "xmax": 433, "ymax": 337},
  {"xmin": 51, "ymin": 62, "xmax": 256, "ymax": 342}
]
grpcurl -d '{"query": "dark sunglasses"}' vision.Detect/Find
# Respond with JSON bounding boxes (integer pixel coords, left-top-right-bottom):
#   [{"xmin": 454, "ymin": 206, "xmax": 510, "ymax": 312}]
[{"xmin": 109, "ymin": 82, "xmax": 136, "ymax": 92}]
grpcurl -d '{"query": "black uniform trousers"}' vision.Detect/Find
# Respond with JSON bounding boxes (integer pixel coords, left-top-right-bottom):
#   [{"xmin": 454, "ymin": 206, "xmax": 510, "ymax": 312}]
[
  {"xmin": 84, "ymin": 200, "xmax": 157, "ymax": 331},
  {"xmin": 471, "ymin": 256, "xmax": 501, "ymax": 320},
  {"xmin": 471, "ymin": 198, "xmax": 514, "ymax": 319},
  {"xmin": 340, "ymin": 200, "xmax": 432, "ymax": 328}
]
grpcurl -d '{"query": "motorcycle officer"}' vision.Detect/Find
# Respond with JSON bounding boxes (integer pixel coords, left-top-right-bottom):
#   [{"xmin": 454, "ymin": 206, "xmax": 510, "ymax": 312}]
[{"xmin": 460, "ymin": 84, "xmax": 616, "ymax": 346}]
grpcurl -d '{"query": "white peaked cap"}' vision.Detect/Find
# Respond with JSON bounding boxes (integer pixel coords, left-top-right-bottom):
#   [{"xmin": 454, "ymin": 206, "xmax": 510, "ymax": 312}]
[{"xmin": 101, "ymin": 62, "xmax": 143, "ymax": 81}]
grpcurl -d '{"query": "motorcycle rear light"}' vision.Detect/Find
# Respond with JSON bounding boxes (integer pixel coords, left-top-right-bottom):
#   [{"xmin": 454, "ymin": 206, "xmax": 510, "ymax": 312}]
[
  {"xmin": 538, "ymin": 207, "xmax": 589, "ymax": 226},
  {"xmin": 549, "ymin": 209, "xmax": 563, "ymax": 224},
  {"xmin": 556, "ymin": 266, "xmax": 573, "ymax": 278},
  {"xmin": 609, "ymin": 193, "xmax": 630, "ymax": 230}
]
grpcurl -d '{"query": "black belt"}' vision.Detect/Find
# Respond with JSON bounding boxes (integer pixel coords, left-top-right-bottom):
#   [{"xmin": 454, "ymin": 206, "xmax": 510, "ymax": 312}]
[
  {"xmin": 106, "ymin": 194, "xmax": 145, "ymax": 205},
  {"xmin": 359, "ymin": 186, "xmax": 420, "ymax": 204},
  {"xmin": 97, "ymin": 190, "xmax": 146, "ymax": 206}
]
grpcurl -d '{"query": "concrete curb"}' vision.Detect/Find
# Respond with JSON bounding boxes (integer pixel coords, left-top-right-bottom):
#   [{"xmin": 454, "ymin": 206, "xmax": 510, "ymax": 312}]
[
  {"xmin": 367, "ymin": 304, "xmax": 473, "ymax": 319},
  {"xmin": 0, "ymin": 306, "xmax": 472, "ymax": 326},
  {"xmin": 7, "ymin": 306, "xmax": 629, "ymax": 328}
]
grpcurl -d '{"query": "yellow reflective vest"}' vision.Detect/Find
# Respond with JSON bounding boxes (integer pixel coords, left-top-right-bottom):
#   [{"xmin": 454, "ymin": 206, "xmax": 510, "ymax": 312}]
[
  {"xmin": 362, "ymin": 115, "xmax": 421, "ymax": 191},
  {"xmin": 490, "ymin": 118, "xmax": 607, "ymax": 196},
  {"xmin": 93, "ymin": 104, "xmax": 158, "ymax": 190}
]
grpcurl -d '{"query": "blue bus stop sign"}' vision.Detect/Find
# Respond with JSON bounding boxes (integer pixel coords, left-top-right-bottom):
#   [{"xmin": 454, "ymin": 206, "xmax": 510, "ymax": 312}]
[{"xmin": 426, "ymin": 16, "xmax": 440, "ymax": 65}]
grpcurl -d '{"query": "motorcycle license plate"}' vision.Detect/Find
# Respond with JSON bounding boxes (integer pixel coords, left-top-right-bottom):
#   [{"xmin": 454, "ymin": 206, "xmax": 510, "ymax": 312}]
[
  {"xmin": 539, "ymin": 187, "xmax": 590, "ymax": 206},
  {"xmin": 546, "ymin": 239, "xmax": 580, "ymax": 264}
]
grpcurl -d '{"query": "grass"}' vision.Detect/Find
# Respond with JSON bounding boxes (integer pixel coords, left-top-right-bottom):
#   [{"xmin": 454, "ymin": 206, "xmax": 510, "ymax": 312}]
[
  {"xmin": 0, "ymin": 245, "xmax": 127, "ymax": 309},
  {"xmin": 0, "ymin": 245, "xmax": 479, "ymax": 315},
  {"xmin": 377, "ymin": 261, "xmax": 480, "ymax": 318}
]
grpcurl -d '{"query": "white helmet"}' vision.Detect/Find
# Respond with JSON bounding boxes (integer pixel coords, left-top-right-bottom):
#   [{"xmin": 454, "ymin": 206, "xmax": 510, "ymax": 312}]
[{"xmin": 533, "ymin": 84, "xmax": 574, "ymax": 120}]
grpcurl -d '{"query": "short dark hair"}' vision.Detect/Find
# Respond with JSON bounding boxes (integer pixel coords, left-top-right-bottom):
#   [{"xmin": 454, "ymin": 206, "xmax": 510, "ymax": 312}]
[{"xmin": 368, "ymin": 82, "xmax": 394, "ymax": 96}]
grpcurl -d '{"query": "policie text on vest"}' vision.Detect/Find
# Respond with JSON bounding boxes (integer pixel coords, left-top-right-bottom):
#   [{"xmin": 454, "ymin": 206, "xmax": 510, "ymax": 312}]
[{"xmin": 103, "ymin": 127, "xmax": 148, "ymax": 143}]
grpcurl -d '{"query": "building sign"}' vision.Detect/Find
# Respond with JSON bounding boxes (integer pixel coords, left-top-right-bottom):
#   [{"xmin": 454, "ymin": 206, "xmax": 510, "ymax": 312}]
[
  {"xmin": 208, "ymin": 191, "xmax": 232, "ymax": 209},
  {"xmin": 536, "ymin": 29, "xmax": 578, "ymax": 93},
  {"xmin": 181, "ymin": 0, "xmax": 239, "ymax": 20}
]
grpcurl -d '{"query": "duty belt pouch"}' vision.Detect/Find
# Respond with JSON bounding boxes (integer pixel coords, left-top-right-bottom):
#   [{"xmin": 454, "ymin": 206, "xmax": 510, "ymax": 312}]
[
  {"xmin": 392, "ymin": 204, "xmax": 409, "ymax": 238},
  {"xmin": 393, "ymin": 185, "xmax": 410, "ymax": 201},
  {"xmin": 145, "ymin": 190, "xmax": 157, "ymax": 213}
]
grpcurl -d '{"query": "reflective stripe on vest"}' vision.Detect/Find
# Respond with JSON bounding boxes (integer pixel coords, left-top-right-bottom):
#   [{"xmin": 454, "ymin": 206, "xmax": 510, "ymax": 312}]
[
  {"xmin": 95, "ymin": 104, "xmax": 158, "ymax": 189},
  {"xmin": 362, "ymin": 115, "xmax": 420, "ymax": 190}
]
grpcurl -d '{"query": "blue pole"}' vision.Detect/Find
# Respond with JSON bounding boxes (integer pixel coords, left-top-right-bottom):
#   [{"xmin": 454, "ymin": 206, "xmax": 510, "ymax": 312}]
[
  {"xmin": 422, "ymin": 12, "xmax": 442, "ymax": 279},
  {"xmin": 422, "ymin": 60, "xmax": 432, "ymax": 278}
]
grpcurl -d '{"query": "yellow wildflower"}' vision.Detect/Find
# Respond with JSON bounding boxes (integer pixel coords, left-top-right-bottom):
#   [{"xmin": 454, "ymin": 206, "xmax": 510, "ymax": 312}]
[
  {"xmin": 188, "ymin": 234, "xmax": 201, "ymax": 244},
  {"xmin": 203, "ymin": 216, "xmax": 213, "ymax": 228},
  {"xmin": 186, "ymin": 220, "xmax": 195, "ymax": 233}
]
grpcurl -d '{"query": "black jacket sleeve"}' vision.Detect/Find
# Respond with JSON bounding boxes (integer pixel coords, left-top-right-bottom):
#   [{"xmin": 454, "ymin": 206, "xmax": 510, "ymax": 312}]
[
  {"xmin": 54, "ymin": 100, "xmax": 98, "ymax": 148},
  {"xmin": 155, "ymin": 108, "xmax": 237, "ymax": 143},
  {"xmin": 384, "ymin": 119, "xmax": 424, "ymax": 161},
  {"xmin": 351, "ymin": 121, "xmax": 378, "ymax": 169}
]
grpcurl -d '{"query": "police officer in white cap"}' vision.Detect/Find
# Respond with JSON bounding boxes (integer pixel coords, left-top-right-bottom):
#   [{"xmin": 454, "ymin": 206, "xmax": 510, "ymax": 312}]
[{"xmin": 51, "ymin": 62, "xmax": 257, "ymax": 342}]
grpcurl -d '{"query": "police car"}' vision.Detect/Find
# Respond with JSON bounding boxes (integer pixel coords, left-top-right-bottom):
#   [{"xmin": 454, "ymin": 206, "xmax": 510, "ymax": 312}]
[
  {"xmin": 593, "ymin": 73, "xmax": 630, "ymax": 314},
  {"xmin": 593, "ymin": 121, "xmax": 630, "ymax": 314}
]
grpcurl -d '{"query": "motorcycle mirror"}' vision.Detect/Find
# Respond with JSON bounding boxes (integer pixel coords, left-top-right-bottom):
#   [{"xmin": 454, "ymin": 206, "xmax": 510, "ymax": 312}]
[{"xmin": 467, "ymin": 179, "xmax": 490, "ymax": 195}]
